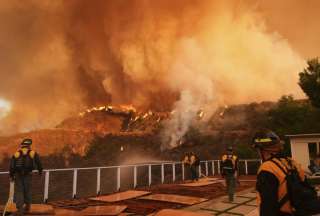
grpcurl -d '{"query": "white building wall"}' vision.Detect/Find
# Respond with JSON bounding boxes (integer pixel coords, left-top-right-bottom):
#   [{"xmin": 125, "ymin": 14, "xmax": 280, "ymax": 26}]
[
  {"xmin": 290, "ymin": 137, "xmax": 320, "ymax": 171},
  {"xmin": 290, "ymin": 140, "xmax": 310, "ymax": 171}
]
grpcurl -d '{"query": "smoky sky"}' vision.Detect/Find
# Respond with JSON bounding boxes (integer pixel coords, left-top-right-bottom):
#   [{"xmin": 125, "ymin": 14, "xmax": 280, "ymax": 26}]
[{"xmin": 0, "ymin": 0, "xmax": 318, "ymax": 134}]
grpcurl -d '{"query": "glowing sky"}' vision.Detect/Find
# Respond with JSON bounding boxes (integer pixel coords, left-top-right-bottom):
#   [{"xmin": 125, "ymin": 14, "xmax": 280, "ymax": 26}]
[{"xmin": 0, "ymin": 98, "xmax": 11, "ymax": 119}]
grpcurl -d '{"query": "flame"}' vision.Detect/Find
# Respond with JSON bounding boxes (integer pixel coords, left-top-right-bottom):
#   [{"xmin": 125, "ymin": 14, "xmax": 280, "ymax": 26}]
[
  {"xmin": 79, "ymin": 104, "xmax": 137, "ymax": 117},
  {"xmin": 119, "ymin": 104, "xmax": 136, "ymax": 112},
  {"xmin": 197, "ymin": 110, "xmax": 204, "ymax": 119},
  {"xmin": 133, "ymin": 116, "xmax": 140, "ymax": 121},
  {"xmin": 219, "ymin": 105, "xmax": 229, "ymax": 117},
  {"xmin": 142, "ymin": 113, "xmax": 149, "ymax": 119}
]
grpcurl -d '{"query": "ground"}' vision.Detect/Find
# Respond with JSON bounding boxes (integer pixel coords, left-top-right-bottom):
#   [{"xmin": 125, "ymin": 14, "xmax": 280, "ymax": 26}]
[{"xmin": 48, "ymin": 176, "xmax": 256, "ymax": 215}]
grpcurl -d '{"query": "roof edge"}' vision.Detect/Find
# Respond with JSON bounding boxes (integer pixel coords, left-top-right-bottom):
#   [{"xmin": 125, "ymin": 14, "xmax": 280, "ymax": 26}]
[{"xmin": 286, "ymin": 133, "xmax": 320, "ymax": 139}]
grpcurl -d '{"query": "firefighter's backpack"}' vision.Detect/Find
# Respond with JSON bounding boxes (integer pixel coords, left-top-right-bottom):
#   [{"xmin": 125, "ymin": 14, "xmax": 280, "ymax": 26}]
[
  {"xmin": 270, "ymin": 158, "xmax": 320, "ymax": 216},
  {"xmin": 14, "ymin": 149, "xmax": 35, "ymax": 172},
  {"xmin": 222, "ymin": 155, "xmax": 236, "ymax": 174}
]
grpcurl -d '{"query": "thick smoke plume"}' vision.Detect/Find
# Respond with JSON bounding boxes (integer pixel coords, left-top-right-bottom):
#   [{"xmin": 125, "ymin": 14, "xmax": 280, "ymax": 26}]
[{"xmin": 0, "ymin": 0, "xmax": 311, "ymax": 138}]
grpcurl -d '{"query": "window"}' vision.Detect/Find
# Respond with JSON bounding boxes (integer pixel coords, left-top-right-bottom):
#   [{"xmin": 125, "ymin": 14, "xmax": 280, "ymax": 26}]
[{"xmin": 308, "ymin": 142, "xmax": 317, "ymax": 159}]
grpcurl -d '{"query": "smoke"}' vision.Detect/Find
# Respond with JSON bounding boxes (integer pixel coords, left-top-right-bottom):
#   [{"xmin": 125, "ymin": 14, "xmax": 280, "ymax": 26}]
[
  {"xmin": 255, "ymin": 0, "xmax": 320, "ymax": 59},
  {"xmin": 0, "ymin": 0, "xmax": 310, "ymax": 136},
  {"xmin": 0, "ymin": 99, "xmax": 11, "ymax": 119},
  {"xmin": 161, "ymin": 39, "xmax": 215, "ymax": 149},
  {"xmin": 161, "ymin": 91, "xmax": 197, "ymax": 150}
]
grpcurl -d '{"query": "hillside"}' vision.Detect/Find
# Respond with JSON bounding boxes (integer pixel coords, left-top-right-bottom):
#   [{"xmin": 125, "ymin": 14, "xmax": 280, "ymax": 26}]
[{"xmin": 0, "ymin": 101, "xmax": 278, "ymax": 167}]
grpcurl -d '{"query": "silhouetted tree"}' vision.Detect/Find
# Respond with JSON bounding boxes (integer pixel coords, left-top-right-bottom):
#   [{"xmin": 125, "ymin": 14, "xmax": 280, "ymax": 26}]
[{"xmin": 299, "ymin": 58, "xmax": 320, "ymax": 108}]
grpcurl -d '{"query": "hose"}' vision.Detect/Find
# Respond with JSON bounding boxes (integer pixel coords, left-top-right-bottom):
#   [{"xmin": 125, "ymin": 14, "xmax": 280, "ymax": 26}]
[{"xmin": 2, "ymin": 181, "xmax": 14, "ymax": 216}]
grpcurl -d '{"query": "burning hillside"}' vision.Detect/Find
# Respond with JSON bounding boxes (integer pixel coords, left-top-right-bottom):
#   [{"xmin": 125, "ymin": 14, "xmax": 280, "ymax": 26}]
[
  {"xmin": 0, "ymin": 101, "xmax": 274, "ymax": 164},
  {"xmin": 0, "ymin": 105, "xmax": 172, "ymax": 161},
  {"xmin": 57, "ymin": 105, "xmax": 169, "ymax": 135}
]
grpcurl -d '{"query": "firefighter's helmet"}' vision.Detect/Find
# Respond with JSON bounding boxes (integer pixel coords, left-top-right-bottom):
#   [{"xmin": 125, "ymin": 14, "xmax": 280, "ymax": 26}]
[
  {"xmin": 21, "ymin": 138, "xmax": 32, "ymax": 146},
  {"xmin": 251, "ymin": 130, "xmax": 282, "ymax": 150}
]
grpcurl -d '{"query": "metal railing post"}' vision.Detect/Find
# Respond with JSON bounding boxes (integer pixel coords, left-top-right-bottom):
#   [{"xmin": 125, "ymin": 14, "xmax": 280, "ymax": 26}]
[
  {"xmin": 172, "ymin": 163, "xmax": 176, "ymax": 182},
  {"xmin": 182, "ymin": 163, "xmax": 185, "ymax": 181},
  {"xmin": 134, "ymin": 166, "xmax": 137, "ymax": 188},
  {"xmin": 116, "ymin": 167, "xmax": 121, "ymax": 191},
  {"xmin": 148, "ymin": 165, "xmax": 152, "ymax": 186},
  {"xmin": 43, "ymin": 171, "xmax": 50, "ymax": 202},
  {"xmin": 72, "ymin": 169, "xmax": 78, "ymax": 198},
  {"xmin": 212, "ymin": 161, "xmax": 215, "ymax": 176},
  {"xmin": 96, "ymin": 168, "xmax": 101, "ymax": 195},
  {"xmin": 161, "ymin": 164, "xmax": 164, "ymax": 184},
  {"xmin": 245, "ymin": 160, "xmax": 248, "ymax": 175},
  {"xmin": 0, "ymin": 159, "xmax": 263, "ymax": 202},
  {"xmin": 205, "ymin": 161, "xmax": 208, "ymax": 176}
]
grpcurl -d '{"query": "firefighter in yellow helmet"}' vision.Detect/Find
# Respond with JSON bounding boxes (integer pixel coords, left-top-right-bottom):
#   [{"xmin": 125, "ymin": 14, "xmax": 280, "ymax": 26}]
[
  {"xmin": 252, "ymin": 130, "xmax": 320, "ymax": 216},
  {"xmin": 221, "ymin": 146, "xmax": 238, "ymax": 202},
  {"xmin": 9, "ymin": 139, "xmax": 42, "ymax": 216}
]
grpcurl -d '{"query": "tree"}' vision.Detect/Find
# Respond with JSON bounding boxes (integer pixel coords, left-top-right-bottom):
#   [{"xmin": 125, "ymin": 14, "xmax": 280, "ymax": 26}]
[
  {"xmin": 299, "ymin": 58, "xmax": 320, "ymax": 108},
  {"xmin": 267, "ymin": 95, "xmax": 309, "ymax": 134},
  {"xmin": 266, "ymin": 95, "xmax": 320, "ymax": 155}
]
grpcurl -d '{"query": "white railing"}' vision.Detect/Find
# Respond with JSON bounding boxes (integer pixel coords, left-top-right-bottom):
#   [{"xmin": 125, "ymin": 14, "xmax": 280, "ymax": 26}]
[{"xmin": 0, "ymin": 159, "xmax": 261, "ymax": 203}]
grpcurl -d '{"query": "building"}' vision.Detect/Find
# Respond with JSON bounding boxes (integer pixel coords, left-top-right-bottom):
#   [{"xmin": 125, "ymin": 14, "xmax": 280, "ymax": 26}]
[{"xmin": 287, "ymin": 133, "xmax": 320, "ymax": 171}]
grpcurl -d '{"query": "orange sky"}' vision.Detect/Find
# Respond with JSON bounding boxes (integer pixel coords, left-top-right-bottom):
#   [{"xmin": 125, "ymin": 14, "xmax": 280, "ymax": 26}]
[
  {"xmin": 256, "ymin": 0, "xmax": 320, "ymax": 58},
  {"xmin": 0, "ymin": 0, "xmax": 318, "ymax": 134}
]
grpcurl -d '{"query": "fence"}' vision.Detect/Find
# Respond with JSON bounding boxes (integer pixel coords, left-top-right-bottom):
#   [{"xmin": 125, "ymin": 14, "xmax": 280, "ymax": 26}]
[{"xmin": 0, "ymin": 159, "xmax": 261, "ymax": 203}]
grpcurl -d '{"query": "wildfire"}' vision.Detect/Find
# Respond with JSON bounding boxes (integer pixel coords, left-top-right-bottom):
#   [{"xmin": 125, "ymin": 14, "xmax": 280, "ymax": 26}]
[
  {"xmin": 219, "ymin": 105, "xmax": 229, "ymax": 117},
  {"xmin": 142, "ymin": 111, "xmax": 153, "ymax": 119},
  {"xmin": 79, "ymin": 104, "xmax": 136, "ymax": 117},
  {"xmin": 76, "ymin": 103, "xmax": 206, "ymax": 137},
  {"xmin": 197, "ymin": 110, "xmax": 204, "ymax": 119},
  {"xmin": 119, "ymin": 104, "xmax": 136, "ymax": 112}
]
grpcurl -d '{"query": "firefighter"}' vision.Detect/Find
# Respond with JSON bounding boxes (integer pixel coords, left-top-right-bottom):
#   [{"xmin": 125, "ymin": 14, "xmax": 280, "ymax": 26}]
[
  {"xmin": 189, "ymin": 152, "xmax": 200, "ymax": 181},
  {"xmin": 182, "ymin": 152, "xmax": 191, "ymax": 180},
  {"xmin": 221, "ymin": 146, "xmax": 238, "ymax": 202},
  {"xmin": 252, "ymin": 130, "xmax": 320, "ymax": 216},
  {"xmin": 9, "ymin": 138, "xmax": 43, "ymax": 216}
]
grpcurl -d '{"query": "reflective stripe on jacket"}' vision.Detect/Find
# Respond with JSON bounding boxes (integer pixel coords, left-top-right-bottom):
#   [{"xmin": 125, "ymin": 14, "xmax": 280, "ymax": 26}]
[
  {"xmin": 257, "ymin": 157, "xmax": 305, "ymax": 214},
  {"xmin": 222, "ymin": 154, "xmax": 238, "ymax": 169}
]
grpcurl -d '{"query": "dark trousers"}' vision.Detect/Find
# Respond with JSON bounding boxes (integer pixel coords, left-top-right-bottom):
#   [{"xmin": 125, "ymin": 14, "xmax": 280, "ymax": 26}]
[
  {"xmin": 225, "ymin": 173, "xmax": 236, "ymax": 201},
  {"xmin": 190, "ymin": 165, "xmax": 198, "ymax": 181},
  {"xmin": 14, "ymin": 173, "xmax": 32, "ymax": 213}
]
